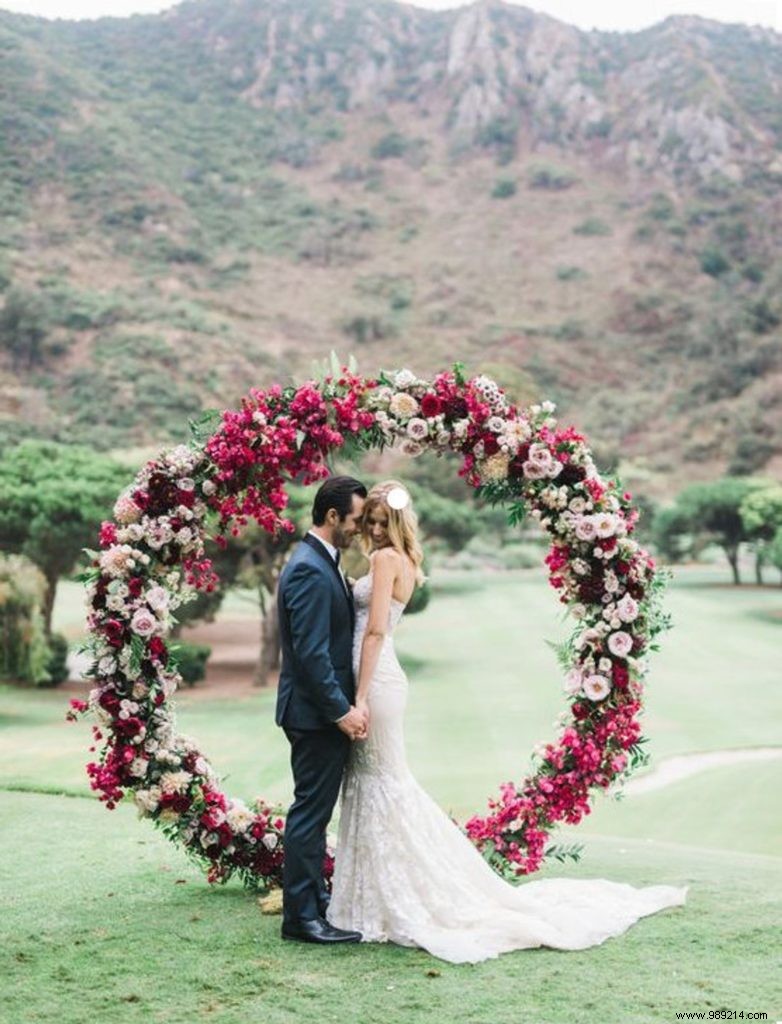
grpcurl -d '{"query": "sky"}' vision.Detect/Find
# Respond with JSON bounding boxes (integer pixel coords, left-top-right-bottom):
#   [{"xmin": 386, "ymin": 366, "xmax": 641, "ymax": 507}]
[{"xmin": 0, "ymin": 0, "xmax": 779, "ymax": 33}]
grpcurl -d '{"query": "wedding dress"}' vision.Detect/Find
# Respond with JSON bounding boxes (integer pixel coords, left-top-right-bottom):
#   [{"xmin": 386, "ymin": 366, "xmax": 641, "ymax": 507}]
[{"xmin": 326, "ymin": 570, "xmax": 688, "ymax": 965}]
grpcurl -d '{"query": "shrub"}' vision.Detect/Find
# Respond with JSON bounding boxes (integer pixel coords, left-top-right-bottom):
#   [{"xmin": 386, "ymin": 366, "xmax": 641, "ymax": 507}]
[
  {"xmin": 573, "ymin": 217, "xmax": 612, "ymax": 236},
  {"xmin": 0, "ymin": 555, "xmax": 52, "ymax": 686},
  {"xmin": 171, "ymin": 641, "xmax": 211, "ymax": 686},
  {"xmin": 491, "ymin": 177, "xmax": 517, "ymax": 199},
  {"xmin": 44, "ymin": 632, "xmax": 70, "ymax": 687},
  {"xmin": 528, "ymin": 162, "xmax": 577, "ymax": 190},
  {"xmin": 370, "ymin": 132, "xmax": 408, "ymax": 160},
  {"xmin": 699, "ymin": 246, "xmax": 730, "ymax": 277},
  {"xmin": 556, "ymin": 265, "xmax": 586, "ymax": 281}
]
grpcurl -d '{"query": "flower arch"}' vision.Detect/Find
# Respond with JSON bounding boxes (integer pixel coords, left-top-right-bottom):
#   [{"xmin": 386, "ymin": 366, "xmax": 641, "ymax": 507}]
[{"xmin": 69, "ymin": 363, "xmax": 671, "ymax": 890}]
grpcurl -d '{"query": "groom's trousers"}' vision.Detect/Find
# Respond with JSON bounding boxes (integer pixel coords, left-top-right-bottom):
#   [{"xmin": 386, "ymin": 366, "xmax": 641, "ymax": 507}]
[{"xmin": 282, "ymin": 726, "xmax": 351, "ymax": 925}]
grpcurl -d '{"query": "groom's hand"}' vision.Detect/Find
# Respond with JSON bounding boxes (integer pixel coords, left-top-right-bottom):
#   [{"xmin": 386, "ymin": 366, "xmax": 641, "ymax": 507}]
[{"xmin": 336, "ymin": 705, "xmax": 367, "ymax": 741}]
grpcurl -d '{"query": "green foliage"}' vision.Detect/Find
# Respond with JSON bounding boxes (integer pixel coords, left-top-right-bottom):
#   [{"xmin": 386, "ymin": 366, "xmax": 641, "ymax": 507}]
[
  {"xmin": 491, "ymin": 177, "xmax": 516, "ymax": 199},
  {"xmin": 44, "ymin": 631, "xmax": 70, "ymax": 687},
  {"xmin": 0, "ymin": 554, "xmax": 52, "ymax": 686},
  {"xmin": 699, "ymin": 245, "xmax": 731, "ymax": 277},
  {"xmin": 527, "ymin": 162, "xmax": 577, "ymax": 190},
  {"xmin": 169, "ymin": 641, "xmax": 212, "ymax": 686},
  {"xmin": 555, "ymin": 265, "xmax": 587, "ymax": 281},
  {"xmin": 583, "ymin": 116, "xmax": 612, "ymax": 138},
  {"xmin": 340, "ymin": 313, "xmax": 397, "ymax": 345},
  {"xmin": 663, "ymin": 477, "xmax": 772, "ymax": 581},
  {"xmin": 370, "ymin": 131, "xmax": 408, "ymax": 160},
  {"xmin": 739, "ymin": 484, "xmax": 782, "ymax": 539},
  {"xmin": 475, "ymin": 115, "xmax": 518, "ymax": 164},
  {"xmin": 573, "ymin": 217, "xmax": 612, "ymax": 236},
  {"xmin": 0, "ymin": 440, "xmax": 131, "ymax": 633},
  {"xmin": 0, "ymin": 286, "xmax": 53, "ymax": 368}
]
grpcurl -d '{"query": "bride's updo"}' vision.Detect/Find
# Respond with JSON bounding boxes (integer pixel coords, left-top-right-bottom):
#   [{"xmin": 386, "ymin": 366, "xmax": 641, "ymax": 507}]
[{"xmin": 359, "ymin": 479, "xmax": 426, "ymax": 587}]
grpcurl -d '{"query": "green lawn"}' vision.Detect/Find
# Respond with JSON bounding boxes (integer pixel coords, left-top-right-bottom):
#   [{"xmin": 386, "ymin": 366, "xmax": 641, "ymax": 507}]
[{"xmin": 1, "ymin": 565, "xmax": 781, "ymax": 1023}]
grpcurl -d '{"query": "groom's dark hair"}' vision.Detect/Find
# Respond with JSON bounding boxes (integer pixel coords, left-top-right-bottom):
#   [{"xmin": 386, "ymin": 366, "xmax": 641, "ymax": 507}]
[{"xmin": 312, "ymin": 475, "xmax": 367, "ymax": 525}]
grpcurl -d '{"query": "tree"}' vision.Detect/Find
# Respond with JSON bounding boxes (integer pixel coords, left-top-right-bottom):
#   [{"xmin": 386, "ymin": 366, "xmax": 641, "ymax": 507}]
[
  {"xmin": 767, "ymin": 527, "xmax": 782, "ymax": 582},
  {"xmin": 0, "ymin": 287, "xmax": 52, "ymax": 369},
  {"xmin": 739, "ymin": 484, "xmax": 782, "ymax": 584},
  {"xmin": 0, "ymin": 440, "xmax": 130, "ymax": 635},
  {"xmin": 651, "ymin": 504, "xmax": 695, "ymax": 564},
  {"xmin": 675, "ymin": 477, "xmax": 770, "ymax": 583}
]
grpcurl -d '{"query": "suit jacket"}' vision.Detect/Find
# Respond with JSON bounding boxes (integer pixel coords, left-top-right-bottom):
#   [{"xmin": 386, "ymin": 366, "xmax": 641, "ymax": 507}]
[{"xmin": 275, "ymin": 533, "xmax": 356, "ymax": 730}]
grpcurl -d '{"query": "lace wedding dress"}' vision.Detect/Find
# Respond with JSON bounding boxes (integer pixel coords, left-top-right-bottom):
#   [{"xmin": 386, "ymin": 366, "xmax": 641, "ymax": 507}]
[{"xmin": 326, "ymin": 572, "xmax": 688, "ymax": 964}]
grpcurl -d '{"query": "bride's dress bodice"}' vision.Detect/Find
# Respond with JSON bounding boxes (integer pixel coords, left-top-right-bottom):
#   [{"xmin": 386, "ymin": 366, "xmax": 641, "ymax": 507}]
[
  {"xmin": 348, "ymin": 571, "xmax": 409, "ymax": 778},
  {"xmin": 352, "ymin": 572, "xmax": 406, "ymax": 656},
  {"xmin": 328, "ymin": 571, "xmax": 688, "ymax": 964}
]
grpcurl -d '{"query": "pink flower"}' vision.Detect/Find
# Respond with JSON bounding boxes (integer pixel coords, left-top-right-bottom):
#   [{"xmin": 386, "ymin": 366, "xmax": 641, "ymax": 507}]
[
  {"xmin": 617, "ymin": 593, "xmax": 639, "ymax": 623},
  {"xmin": 607, "ymin": 630, "xmax": 633, "ymax": 658},
  {"xmin": 583, "ymin": 673, "xmax": 611, "ymax": 700},
  {"xmin": 130, "ymin": 607, "xmax": 158, "ymax": 638},
  {"xmin": 574, "ymin": 516, "xmax": 597, "ymax": 542}
]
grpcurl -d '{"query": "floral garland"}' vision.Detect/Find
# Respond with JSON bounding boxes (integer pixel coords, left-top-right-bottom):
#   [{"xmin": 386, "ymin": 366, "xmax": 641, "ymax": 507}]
[{"xmin": 68, "ymin": 364, "xmax": 671, "ymax": 889}]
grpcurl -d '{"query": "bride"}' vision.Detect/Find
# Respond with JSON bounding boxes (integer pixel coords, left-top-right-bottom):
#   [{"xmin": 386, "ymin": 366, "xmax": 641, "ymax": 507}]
[{"xmin": 326, "ymin": 480, "xmax": 688, "ymax": 965}]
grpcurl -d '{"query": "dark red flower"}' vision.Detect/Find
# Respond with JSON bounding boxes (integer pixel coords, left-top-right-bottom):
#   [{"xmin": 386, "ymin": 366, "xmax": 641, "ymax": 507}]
[
  {"xmin": 421, "ymin": 393, "xmax": 443, "ymax": 418},
  {"xmin": 612, "ymin": 663, "xmax": 629, "ymax": 689},
  {"xmin": 147, "ymin": 636, "xmax": 168, "ymax": 663},
  {"xmin": 482, "ymin": 433, "xmax": 500, "ymax": 456},
  {"xmin": 104, "ymin": 619, "xmax": 125, "ymax": 648}
]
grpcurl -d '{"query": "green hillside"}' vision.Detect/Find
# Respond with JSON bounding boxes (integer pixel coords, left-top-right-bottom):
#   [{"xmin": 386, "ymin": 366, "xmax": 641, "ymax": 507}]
[{"xmin": 1, "ymin": 0, "xmax": 781, "ymax": 499}]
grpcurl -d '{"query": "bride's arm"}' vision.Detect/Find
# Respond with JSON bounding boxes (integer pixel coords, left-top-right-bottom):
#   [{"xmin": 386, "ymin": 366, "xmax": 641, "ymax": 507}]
[{"xmin": 355, "ymin": 548, "xmax": 397, "ymax": 708}]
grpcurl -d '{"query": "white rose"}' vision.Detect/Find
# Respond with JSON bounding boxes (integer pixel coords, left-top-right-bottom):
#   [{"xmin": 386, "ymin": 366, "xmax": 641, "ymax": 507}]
[
  {"xmin": 146, "ymin": 586, "xmax": 169, "ymax": 613},
  {"xmin": 389, "ymin": 392, "xmax": 420, "ymax": 420},
  {"xmin": 262, "ymin": 833, "xmax": 279, "ymax": 851},
  {"xmin": 130, "ymin": 607, "xmax": 158, "ymax": 638},
  {"xmin": 617, "ymin": 593, "xmax": 639, "ymax": 623},
  {"xmin": 528, "ymin": 443, "xmax": 554, "ymax": 469},
  {"xmin": 575, "ymin": 516, "xmax": 597, "ymax": 542},
  {"xmin": 583, "ymin": 673, "xmax": 611, "ymax": 701},
  {"xmin": 406, "ymin": 417, "xmax": 429, "ymax": 440},
  {"xmin": 394, "ymin": 368, "xmax": 417, "ymax": 390},
  {"xmin": 563, "ymin": 668, "xmax": 583, "ymax": 695},
  {"xmin": 594, "ymin": 513, "xmax": 618, "ymax": 538},
  {"xmin": 523, "ymin": 460, "xmax": 547, "ymax": 480},
  {"xmin": 607, "ymin": 630, "xmax": 633, "ymax": 658}
]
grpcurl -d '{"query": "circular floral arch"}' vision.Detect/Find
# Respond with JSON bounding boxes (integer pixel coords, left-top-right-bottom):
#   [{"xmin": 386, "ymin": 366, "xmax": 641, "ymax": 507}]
[{"xmin": 69, "ymin": 364, "xmax": 671, "ymax": 890}]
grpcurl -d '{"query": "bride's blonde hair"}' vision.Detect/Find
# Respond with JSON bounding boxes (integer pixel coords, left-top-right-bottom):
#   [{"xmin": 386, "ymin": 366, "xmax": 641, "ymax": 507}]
[{"xmin": 359, "ymin": 479, "xmax": 426, "ymax": 587}]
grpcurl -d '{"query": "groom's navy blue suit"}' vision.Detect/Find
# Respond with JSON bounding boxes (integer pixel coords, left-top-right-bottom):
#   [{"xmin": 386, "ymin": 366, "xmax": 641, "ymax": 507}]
[{"xmin": 276, "ymin": 532, "xmax": 356, "ymax": 926}]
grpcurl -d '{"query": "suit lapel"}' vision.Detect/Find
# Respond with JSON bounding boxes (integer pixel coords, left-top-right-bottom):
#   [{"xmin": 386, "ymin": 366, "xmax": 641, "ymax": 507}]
[{"xmin": 302, "ymin": 534, "xmax": 355, "ymax": 627}]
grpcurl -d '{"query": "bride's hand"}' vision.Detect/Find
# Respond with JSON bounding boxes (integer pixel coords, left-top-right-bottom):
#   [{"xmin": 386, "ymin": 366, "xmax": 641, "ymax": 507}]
[{"xmin": 356, "ymin": 698, "xmax": 370, "ymax": 735}]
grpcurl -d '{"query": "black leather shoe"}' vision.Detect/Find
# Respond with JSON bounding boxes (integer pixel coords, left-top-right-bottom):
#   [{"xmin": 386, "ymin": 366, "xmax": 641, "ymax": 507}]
[{"xmin": 281, "ymin": 917, "xmax": 362, "ymax": 944}]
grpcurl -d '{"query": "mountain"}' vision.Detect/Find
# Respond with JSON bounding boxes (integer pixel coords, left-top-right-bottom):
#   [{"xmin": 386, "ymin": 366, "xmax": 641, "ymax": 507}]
[{"xmin": 1, "ymin": 0, "xmax": 781, "ymax": 499}]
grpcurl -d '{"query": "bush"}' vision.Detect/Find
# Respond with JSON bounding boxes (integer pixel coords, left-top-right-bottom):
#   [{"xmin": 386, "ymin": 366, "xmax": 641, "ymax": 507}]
[
  {"xmin": 573, "ymin": 217, "xmax": 612, "ymax": 236},
  {"xmin": 171, "ymin": 641, "xmax": 211, "ymax": 686},
  {"xmin": 0, "ymin": 555, "xmax": 52, "ymax": 686},
  {"xmin": 44, "ymin": 632, "xmax": 70, "ymax": 687},
  {"xmin": 370, "ymin": 132, "xmax": 408, "ymax": 160},
  {"xmin": 699, "ymin": 246, "xmax": 730, "ymax": 277},
  {"xmin": 528, "ymin": 162, "xmax": 577, "ymax": 190},
  {"xmin": 556, "ymin": 265, "xmax": 586, "ymax": 281},
  {"xmin": 491, "ymin": 178, "xmax": 517, "ymax": 199}
]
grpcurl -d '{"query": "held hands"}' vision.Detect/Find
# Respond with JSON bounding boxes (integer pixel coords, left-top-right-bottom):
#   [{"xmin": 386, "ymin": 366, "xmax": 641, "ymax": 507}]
[{"xmin": 337, "ymin": 702, "xmax": 369, "ymax": 741}]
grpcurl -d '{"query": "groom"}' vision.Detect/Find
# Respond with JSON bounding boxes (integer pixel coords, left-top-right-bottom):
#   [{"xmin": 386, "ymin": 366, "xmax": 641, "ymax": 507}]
[{"xmin": 275, "ymin": 475, "xmax": 369, "ymax": 944}]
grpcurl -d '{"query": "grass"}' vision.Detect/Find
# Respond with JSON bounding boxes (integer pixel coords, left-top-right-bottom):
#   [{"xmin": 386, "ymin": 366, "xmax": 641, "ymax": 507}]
[
  {"xmin": 1, "ymin": 564, "xmax": 781, "ymax": 1022},
  {"xmin": 2, "ymin": 790, "xmax": 780, "ymax": 1024}
]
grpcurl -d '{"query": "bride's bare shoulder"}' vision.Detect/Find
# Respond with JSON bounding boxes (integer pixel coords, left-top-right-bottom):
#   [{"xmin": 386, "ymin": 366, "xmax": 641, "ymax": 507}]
[{"xmin": 369, "ymin": 546, "xmax": 402, "ymax": 569}]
